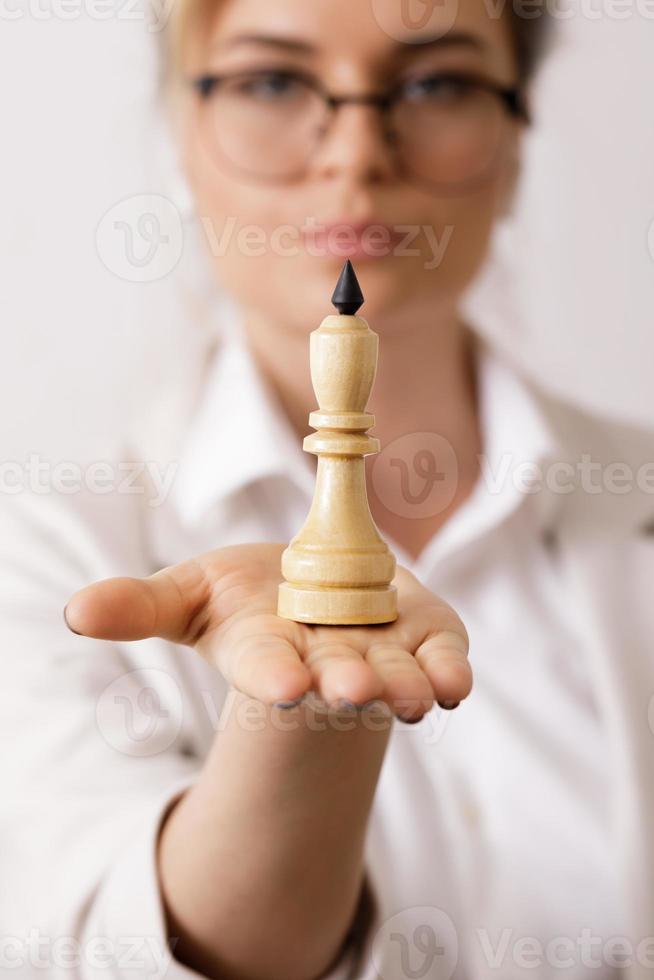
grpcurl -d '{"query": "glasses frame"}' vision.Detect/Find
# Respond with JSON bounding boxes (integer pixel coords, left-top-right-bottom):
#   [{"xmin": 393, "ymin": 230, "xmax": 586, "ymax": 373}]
[{"xmin": 189, "ymin": 67, "xmax": 530, "ymax": 193}]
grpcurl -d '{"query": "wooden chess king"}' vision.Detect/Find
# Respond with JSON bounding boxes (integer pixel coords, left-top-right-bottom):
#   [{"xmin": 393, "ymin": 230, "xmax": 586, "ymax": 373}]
[{"xmin": 277, "ymin": 260, "xmax": 398, "ymax": 626}]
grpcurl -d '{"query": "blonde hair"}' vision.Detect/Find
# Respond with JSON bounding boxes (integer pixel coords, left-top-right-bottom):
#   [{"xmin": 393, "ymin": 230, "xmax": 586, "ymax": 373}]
[{"xmin": 156, "ymin": 0, "xmax": 214, "ymax": 91}]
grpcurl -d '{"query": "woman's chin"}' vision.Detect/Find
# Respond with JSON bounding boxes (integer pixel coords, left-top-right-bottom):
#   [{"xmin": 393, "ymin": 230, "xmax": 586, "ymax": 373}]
[
  {"xmin": 230, "ymin": 255, "xmax": 443, "ymax": 335},
  {"xmin": 308, "ymin": 257, "xmax": 433, "ymax": 318}
]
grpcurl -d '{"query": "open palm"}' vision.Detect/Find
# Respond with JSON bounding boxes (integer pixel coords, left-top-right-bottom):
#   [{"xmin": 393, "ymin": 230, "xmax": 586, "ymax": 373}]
[{"xmin": 65, "ymin": 543, "xmax": 472, "ymax": 722}]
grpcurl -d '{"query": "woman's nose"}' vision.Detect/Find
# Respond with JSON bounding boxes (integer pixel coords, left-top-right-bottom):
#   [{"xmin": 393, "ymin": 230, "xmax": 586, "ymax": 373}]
[{"xmin": 310, "ymin": 103, "xmax": 398, "ymax": 185}]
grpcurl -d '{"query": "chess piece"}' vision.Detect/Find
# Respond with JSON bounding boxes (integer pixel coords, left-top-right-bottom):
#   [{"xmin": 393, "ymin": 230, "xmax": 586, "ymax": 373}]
[{"xmin": 277, "ymin": 260, "xmax": 398, "ymax": 625}]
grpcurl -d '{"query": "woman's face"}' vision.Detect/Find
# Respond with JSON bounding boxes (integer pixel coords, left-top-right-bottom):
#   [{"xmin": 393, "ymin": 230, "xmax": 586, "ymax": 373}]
[{"xmin": 175, "ymin": 0, "xmax": 522, "ymax": 335}]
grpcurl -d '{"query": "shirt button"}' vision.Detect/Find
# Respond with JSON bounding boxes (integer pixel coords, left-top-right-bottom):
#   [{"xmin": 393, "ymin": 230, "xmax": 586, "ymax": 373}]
[{"xmin": 542, "ymin": 526, "xmax": 558, "ymax": 551}]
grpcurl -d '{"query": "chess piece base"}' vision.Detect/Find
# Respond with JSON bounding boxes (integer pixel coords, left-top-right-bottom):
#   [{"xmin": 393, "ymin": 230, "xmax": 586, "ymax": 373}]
[{"xmin": 277, "ymin": 582, "xmax": 397, "ymax": 626}]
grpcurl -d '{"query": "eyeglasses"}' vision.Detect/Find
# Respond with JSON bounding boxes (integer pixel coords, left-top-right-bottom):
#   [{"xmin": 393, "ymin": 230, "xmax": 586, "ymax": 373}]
[{"xmin": 189, "ymin": 67, "xmax": 528, "ymax": 194}]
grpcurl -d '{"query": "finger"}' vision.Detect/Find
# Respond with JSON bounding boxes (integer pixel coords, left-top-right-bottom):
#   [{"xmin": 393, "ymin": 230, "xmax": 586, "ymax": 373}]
[
  {"xmin": 415, "ymin": 629, "xmax": 472, "ymax": 705},
  {"xmin": 304, "ymin": 639, "xmax": 385, "ymax": 706},
  {"xmin": 210, "ymin": 615, "xmax": 311, "ymax": 704},
  {"xmin": 64, "ymin": 560, "xmax": 211, "ymax": 644},
  {"xmin": 366, "ymin": 643, "xmax": 434, "ymax": 722}
]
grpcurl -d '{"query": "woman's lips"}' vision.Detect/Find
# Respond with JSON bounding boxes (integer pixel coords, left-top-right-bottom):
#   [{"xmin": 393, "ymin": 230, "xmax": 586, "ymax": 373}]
[{"xmin": 301, "ymin": 220, "xmax": 409, "ymax": 261}]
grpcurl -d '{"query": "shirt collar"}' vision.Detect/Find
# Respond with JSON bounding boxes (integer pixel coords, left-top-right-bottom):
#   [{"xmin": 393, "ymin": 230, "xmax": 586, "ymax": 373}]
[
  {"xmin": 168, "ymin": 329, "xmax": 315, "ymax": 528},
  {"xmin": 476, "ymin": 333, "xmax": 561, "ymax": 516},
  {"xmin": 169, "ymin": 325, "xmax": 564, "ymax": 557},
  {"xmin": 408, "ymin": 334, "xmax": 564, "ymax": 575}
]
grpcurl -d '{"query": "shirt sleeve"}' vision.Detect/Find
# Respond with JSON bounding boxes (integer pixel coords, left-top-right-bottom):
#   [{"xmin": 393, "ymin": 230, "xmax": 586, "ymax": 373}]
[
  {"xmin": 79, "ymin": 777, "xmax": 374, "ymax": 980},
  {"xmin": 0, "ymin": 488, "xmax": 378, "ymax": 980}
]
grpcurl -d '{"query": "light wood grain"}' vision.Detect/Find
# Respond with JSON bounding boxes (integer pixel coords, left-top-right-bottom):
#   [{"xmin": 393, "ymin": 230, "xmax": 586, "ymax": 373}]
[{"xmin": 277, "ymin": 313, "xmax": 397, "ymax": 625}]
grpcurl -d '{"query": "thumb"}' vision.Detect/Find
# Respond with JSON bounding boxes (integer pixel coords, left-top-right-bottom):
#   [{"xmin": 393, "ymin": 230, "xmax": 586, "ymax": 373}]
[{"xmin": 64, "ymin": 560, "xmax": 210, "ymax": 645}]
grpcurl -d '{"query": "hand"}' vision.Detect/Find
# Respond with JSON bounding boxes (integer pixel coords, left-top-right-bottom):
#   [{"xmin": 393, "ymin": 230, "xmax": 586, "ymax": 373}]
[{"xmin": 64, "ymin": 543, "xmax": 472, "ymax": 722}]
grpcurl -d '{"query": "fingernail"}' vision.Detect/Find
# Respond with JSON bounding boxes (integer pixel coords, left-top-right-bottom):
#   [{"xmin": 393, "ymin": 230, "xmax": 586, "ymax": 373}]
[
  {"xmin": 334, "ymin": 698, "xmax": 372, "ymax": 712},
  {"xmin": 273, "ymin": 696, "xmax": 305, "ymax": 710},
  {"xmin": 334, "ymin": 698, "xmax": 356, "ymax": 711},
  {"xmin": 438, "ymin": 700, "xmax": 460, "ymax": 711},
  {"xmin": 397, "ymin": 709, "xmax": 426, "ymax": 724},
  {"xmin": 63, "ymin": 605, "xmax": 82, "ymax": 636}
]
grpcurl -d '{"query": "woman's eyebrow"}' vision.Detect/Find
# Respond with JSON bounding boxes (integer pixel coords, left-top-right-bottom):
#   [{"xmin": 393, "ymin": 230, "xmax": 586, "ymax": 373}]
[
  {"xmin": 210, "ymin": 30, "xmax": 488, "ymax": 58},
  {"xmin": 210, "ymin": 34, "xmax": 316, "ymax": 55},
  {"xmin": 394, "ymin": 30, "xmax": 489, "ymax": 57}
]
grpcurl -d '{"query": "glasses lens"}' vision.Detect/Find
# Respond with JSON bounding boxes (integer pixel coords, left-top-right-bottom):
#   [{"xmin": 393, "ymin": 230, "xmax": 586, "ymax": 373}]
[
  {"xmin": 391, "ymin": 75, "xmax": 509, "ymax": 192},
  {"xmin": 198, "ymin": 71, "xmax": 327, "ymax": 182}
]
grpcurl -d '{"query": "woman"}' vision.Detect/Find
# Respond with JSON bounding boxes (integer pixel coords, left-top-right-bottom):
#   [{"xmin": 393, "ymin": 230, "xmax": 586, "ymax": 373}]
[{"xmin": 4, "ymin": 1, "xmax": 654, "ymax": 979}]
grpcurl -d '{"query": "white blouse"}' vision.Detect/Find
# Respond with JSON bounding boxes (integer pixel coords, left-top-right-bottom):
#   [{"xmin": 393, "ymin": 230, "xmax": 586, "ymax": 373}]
[{"xmin": 0, "ymin": 330, "xmax": 628, "ymax": 979}]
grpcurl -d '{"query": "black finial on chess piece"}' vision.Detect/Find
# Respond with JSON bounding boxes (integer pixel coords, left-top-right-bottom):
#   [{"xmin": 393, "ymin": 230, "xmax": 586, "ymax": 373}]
[{"xmin": 331, "ymin": 260, "xmax": 364, "ymax": 315}]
